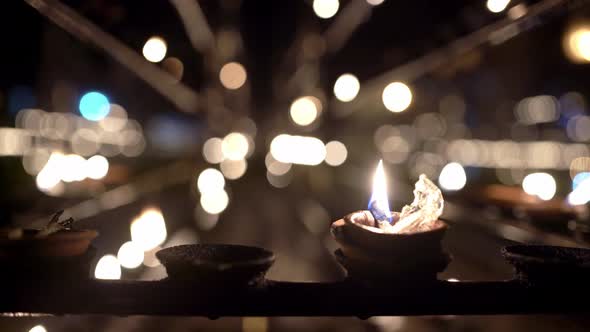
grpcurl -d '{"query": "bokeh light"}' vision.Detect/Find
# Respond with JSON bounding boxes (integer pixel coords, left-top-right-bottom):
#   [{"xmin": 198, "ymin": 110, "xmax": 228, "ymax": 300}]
[
  {"xmin": 200, "ymin": 189, "xmax": 229, "ymax": 214},
  {"xmin": 290, "ymin": 97, "xmax": 319, "ymax": 126},
  {"xmin": 130, "ymin": 208, "xmax": 168, "ymax": 251},
  {"xmin": 221, "ymin": 132, "xmax": 250, "ymax": 160},
  {"xmin": 313, "ymin": 0, "xmax": 339, "ymax": 19},
  {"xmin": 162, "ymin": 57, "xmax": 184, "ymax": 82},
  {"xmin": 219, "ymin": 62, "xmax": 247, "ymax": 90},
  {"xmin": 568, "ymin": 175, "xmax": 590, "ymax": 205},
  {"xmin": 438, "ymin": 162, "xmax": 467, "ymax": 191},
  {"xmin": 29, "ymin": 325, "xmax": 47, "ymax": 332},
  {"xmin": 94, "ymin": 254, "xmax": 121, "ymax": 280},
  {"xmin": 85, "ymin": 155, "xmax": 109, "ymax": 180},
  {"xmin": 522, "ymin": 172, "xmax": 557, "ymax": 201},
  {"xmin": 324, "ymin": 141, "xmax": 348, "ymax": 166},
  {"xmin": 271, "ymin": 134, "xmax": 326, "ymax": 165},
  {"xmin": 60, "ymin": 154, "xmax": 87, "ymax": 183},
  {"xmin": 197, "ymin": 168, "xmax": 226, "ymax": 193},
  {"xmin": 333, "ymin": 74, "xmax": 360, "ymax": 102},
  {"xmin": 99, "ymin": 104, "xmax": 128, "ymax": 132},
  {"xmin": 382, "ymin": 82, "xmax": 412, "ymax": 113},
  {"xmin": 564, "ymin": 26, "xmax": 590, "ymax": 63},
  {"xmin": 203, "ymin": 137, "xmax": 224, "ymax": 164},
  {"xmin": 266, "ymin": 153, "xmax": 292, "ymax": 176},
  {"xmin": 220, "ymin": 159, "xmax": 248, "ymax": 180},
  {"xmin": 79, "ymin": 92, "xmax": 110, "ymax": 121},
  {"xmin": 142, "ymin": 36, "xmax": 167, "ymax": 63},
  {"xmin": 117, "ymin": 241, "xmax": 144, "ymax": 269},
  {"xmin": 486, "ymin": 0, "xmax": 510, "ymax": 13},
  {"xmin": 366, "ymin": 0, "xmax": 385, "ymax": 5}
]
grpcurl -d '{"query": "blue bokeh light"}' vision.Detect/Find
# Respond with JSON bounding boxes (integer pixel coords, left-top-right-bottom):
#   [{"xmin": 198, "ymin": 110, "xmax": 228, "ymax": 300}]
[
  {"xmin": 79, "ymin": 91, "xmax": 110, "ymax": 121},
  {"xmin": 573, "ymin": 172, "xmax": 590, "ymax": 190}
]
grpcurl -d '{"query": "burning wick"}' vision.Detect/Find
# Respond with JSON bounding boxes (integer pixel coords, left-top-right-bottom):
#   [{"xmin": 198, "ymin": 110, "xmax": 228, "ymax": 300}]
[{"xmin": 365, "ymin": 160, "xmax": 444, "ymax": 234}]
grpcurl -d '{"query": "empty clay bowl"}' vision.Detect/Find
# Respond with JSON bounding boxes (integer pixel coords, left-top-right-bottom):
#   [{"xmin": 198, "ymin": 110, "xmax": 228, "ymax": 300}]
[{"xmin": 156, "ymin": 244, "xmax": 275, "ymax": 286}]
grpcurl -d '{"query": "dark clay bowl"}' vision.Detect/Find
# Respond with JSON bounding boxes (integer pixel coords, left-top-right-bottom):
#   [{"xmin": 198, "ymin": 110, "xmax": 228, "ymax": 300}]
[
  {"xmin": 331, "ymin": 211, "xmax": 448, "ymax": 260},
  {"xmin": 156, "ymin": 244, "xmax": 275, "ymax": 286},
  {"xmin": 502, "ymin": 245, "xmax": 590, "ymax": 284}
]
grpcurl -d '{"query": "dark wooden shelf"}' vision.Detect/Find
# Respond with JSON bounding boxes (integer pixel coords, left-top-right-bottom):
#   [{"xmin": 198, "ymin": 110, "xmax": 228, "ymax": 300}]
[{"xmin": 2, "ymin": 279, "xmax": 589, "ymax": 317}]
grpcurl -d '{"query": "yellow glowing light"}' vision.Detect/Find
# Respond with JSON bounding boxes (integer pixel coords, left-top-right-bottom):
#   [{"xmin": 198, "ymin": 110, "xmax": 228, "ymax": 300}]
[
  {"xmin": 86, "ymin": 155, "xmax": 109, "ymax": 180},
  {"xmin": 203, "ymin": 137, "xmax": 224, "ymax": 164},
  {"xmin": 270, "ymin": 134, "xmax": 326, "ymax": 165},
  {"xmin": 369, "ymin": 160, "xmax": 391, "ymax": 219},
  {"xmin": 220, "ymin": 159, "xmax": 247, "ymax": 180},
  {"xmin": 522, "ymin": 172, "xmax": 556, "ymax": 201},
  {"xmin": 197, "ymin": 168, "xmax": 226, "ymax": 193},
  {"xmin": 200, "ymin": 189, "xmax": 229, "ymax": 214},
  {"xmin": 219, "ymin": 62, "xmax": 247, "ymax": 90},
  {"xmin": 94, "ymin": 254, "xmax": 121, "ymax": 280},
  {"xmin": 221, "ymin": 132, "xmax": 250, "ymax": 161},
  {"xmin": 382, "ymin": 82, "xmax": 412, "ymax": 113},
  {"xmin": 567, "ymin": 28, "xmax": 590, "ymax": 62},
  {"xmin": 313, "ymin": 0, "xmax": 339, "ymax": 19},
  {"xmin": 142, "ymin": 36, "xmax": 167, "ymax": 63},
  {"xmin": 333, "ymin": 74, "xmax": 360, "ymax": 102},
  {"xmin": 130, "ymin": 208, "xmax": 168, "ymax": 251},
  {"xmin": 486, "ymin": 0, "xmax": 510, "ymax": 13},
  {"xmin": 117, "ymin": 241, "xmax": 144, "ymax": 269},
  {"xmin": 29, "ymin": 325, "xmax": 47, "ymax": 332},
  {"xmin": 290, "ymin": 97, "xmax": 319, "ymax": 126},
  {"xmin": 438, "ymin": 162, "xmax": 467, "ymax": 191},
  {"xmin": 324, "ymin": 141, "xmax": 348, "ymax": 166}
]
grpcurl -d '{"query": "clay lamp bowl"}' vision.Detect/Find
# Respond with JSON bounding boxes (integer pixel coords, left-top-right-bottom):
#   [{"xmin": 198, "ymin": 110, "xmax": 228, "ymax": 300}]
[
  {"xmin": 157, "ymin": 244, "xmax": 275, "ymax": 287},
  {"xmin": 0, "ymin": 228, "xmax": 98, "ymax": 279},
  {"xmin": 502, "ymin": 245, "xmax": 590, "ymax": 285},
  {"xmin": 331, "ymin": 210, "xmax": 450, "ymax": 284}
]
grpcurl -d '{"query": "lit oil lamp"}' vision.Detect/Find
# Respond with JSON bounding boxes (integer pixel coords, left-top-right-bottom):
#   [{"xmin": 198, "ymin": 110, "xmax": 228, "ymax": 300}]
[{"xmin": 331, "ymin": 160, "xmax": 450, "ymax": 284}]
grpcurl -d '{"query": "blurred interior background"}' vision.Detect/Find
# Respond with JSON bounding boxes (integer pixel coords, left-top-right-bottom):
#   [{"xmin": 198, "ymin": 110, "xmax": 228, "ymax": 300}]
[{"xmin": 3, "ymin": 0, "xmax": 590, "ymax": 330}]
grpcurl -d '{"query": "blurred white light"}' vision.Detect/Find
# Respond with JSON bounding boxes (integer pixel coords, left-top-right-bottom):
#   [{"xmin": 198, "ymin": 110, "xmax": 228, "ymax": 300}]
[
  {"xmin": 23, "ymin": 148, "xmax": 51, "ymax": 175},
  {"xmin": 270, "ymin": 134, "xmax": 326, "ymax": 166},
  {"xmin": 60, "ymin": 154, "xmax": 87, "ymax": 183},
  {"xmin": 333, "ymin": 74, "xmax": 360, "ymax": 102},
  {"xmin": 382, "ymin": 82, "xmax": 412, "ymax": 113},
  {"xmin": 200, "ymin": 189, "xmax": 229, "ymax": 214},
  {"xmin": 99, "ymin": 104, "xmax": 128, "ymax": 132},
  {"xmin": 567, "ymin": 115, "xmax": 590, "ymax": 142},
  {"xmin": 266, "ymin": 153, "xmax": 292, "ymax": 176},
  {"xmin": 194, "ymin": 205, "xmax": 220, "ymax": 231},
  {"xmin": 29, "ymin": 325, "xmax": 47, "ymax": 332},
  {"xmin": 313, "ymin": 0, "xmax": 339, "ymax": 19},
  {"xmin": 522, "ymin": 172, "xmax": 557, "ymax": 201},
  {"xmin": 71, "ymin": 128, "xmax": 100, "ymax": 156},
  {"xmin": 142, "ymin": 36, "xmax": 167, "ymax": 63},
  {"xmin": 366, "ymin": 0, "xmax": 385, "ymax": 5},
  {"xmin": 219, "ymin": 62, "xmax": 247, "ymax": 90},
  {"xmin": 290, "ymin": 97, "xmax": 319, "ymax": 126},
  {"xmin": 117, "ymin": 241, "xmax": 144, "ymax": 269},
  {"xmin": 0, "ymin": 128, "xmax": 30, "ymax": 156},
  {"xmin": 130, "ymin": 208, "xmax": 168, "ymax": 251},
  {"xmin": 86, "ymin": 155, "xmax": 109, "ymax": 180},
  {"xmin": 203, "ymin": 137, "xmax": 224, "ymax": 164},
  {"xmin": 220, "ymin": 159, "xmax": 247, "ymax": 180},
  {"xmin": 94, "ymin": 254, "xmax": 121, "ymax": 280},
  {"xmin": 197, "ymin": 168, "xmax": 226, "ymax": 193},
  {"xmin": 515, "ymin": 96, "xmax": 559, "ymax": 125},
  {"xmin": 438, "ymin": 162, "xmax": 467, "ymax": 191},
  {"xmin": 221, "ymin": 132, "xmax": 250, "ymax": 161},
  {"xmin": 487, "ymin": 0, "xmax": 510, "ymax": 13},
  {"xmin": 565, "ymin": 28, "xmax": 590, "ymax": 63},
  {"xmin": 568, "ymin": 176, "xmax": 590, "ymax": 205},
  {"xmin": 324, "ymin": 141, "xmax": 348, "ymax": 166},
  {"xmin": 36, "ymin": 152, "xmax": 65, "ymax": 190}
]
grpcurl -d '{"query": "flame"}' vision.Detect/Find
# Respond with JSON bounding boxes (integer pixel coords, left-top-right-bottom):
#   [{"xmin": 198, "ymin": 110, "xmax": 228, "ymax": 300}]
[{"xmin": 368, "ymin": 160, "xmax": 392, "ymax": 223}]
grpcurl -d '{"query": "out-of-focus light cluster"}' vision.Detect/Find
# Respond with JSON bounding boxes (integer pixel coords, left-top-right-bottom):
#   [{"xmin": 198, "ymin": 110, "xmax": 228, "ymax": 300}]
[
  {"xmin": 35, "ymin": 153, "xmax": 109, "ymax": 193},
  {"xmin": 333, "ymin": 74, "xmax": 360, "ymax": 102},
  {"xmin": 569, "ymin": 175, "xmax": 590, "ymax": 205},
  {"xmin": 203, "ymin": 137, "xmax": 224, "ymax": 163},
  {"xmin": 290, "ymin": 96, "xmax": 321, "ymax": 126},
  {"xmin": 271, "ymin": 134, "xmax": 326, "ymax": 166},
  {"xmin": 79, "ymin": 91, "xmax": 110, "ymax": 121},
  {"xmin": 0, "ymin": 128, "xmax": 31, "ymax": 156},
  {"xmin": 313, "ymin": 0, "xmax": 339, "ymax": 19},
  {"xmin": 142, "ymin": 36, "xmax": 167, "ymax": 63},
  {"xmin": 438, "ymin": 162, "xmax": 467, "ymax": 191},
  {"xmin": 514, "ymin": 95, "xmax": 559, "ymax": 125},
  {"xmin": 564, "ymin": 26, "xmax": 590, "ymax": 63},
  {"xmin": 324, "ymin": 141, "xmax": 348, "ymax": 166},
  {"xmin": 117, "ymin": 241, "xmax": 144, "ymax": 269},
  {"xmin": 16, "ymin": 108, "xmax": 145, "ymax": 161},
  {"xmin": 220, "ymin": 159, "xmax": 248, "ymax": 180},
  {"xmin": 486, "ymin": 0, "xmax": 510, "ymax": 13},
  {"xmin": 197, "ymin": 168, "xmax": 230, "ymax": 214},
  {"xmin": 29, "ymin": 325, "xmax": 47, "ymax": 332},
  {"xmin": 219, "ymin": 62, "xmax": 247, "ymax": 90},
  {"xmin": 221, "ymin": 132, "xmax": 250, "ymax": 160},
  {"xmin": 566, "ymin": 115, "xmax": 590, "ymax": 142},
  {"xmin": 366, "ymin": 0, "xmax": 385, "ymax": 6},
  {"xmin": 94, "ymin": 254, "xmax": 121, "ymax": 280},
  {"xmin": 382, "ymin": 82, "xmax": 412, "ymax": 113},
  {"xmin": 131, "ymin": 208, "xmax": 168, "ymax": 252},
  {"xmin": 522, "ymin": 172, "xmax": 557, "ymax": 201}
]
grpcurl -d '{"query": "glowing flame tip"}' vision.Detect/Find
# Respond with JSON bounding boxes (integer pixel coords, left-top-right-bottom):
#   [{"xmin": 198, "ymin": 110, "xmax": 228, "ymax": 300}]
[{"xmin": 368, "ymin": 160, "xmax": 392, "ymax": 223}]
